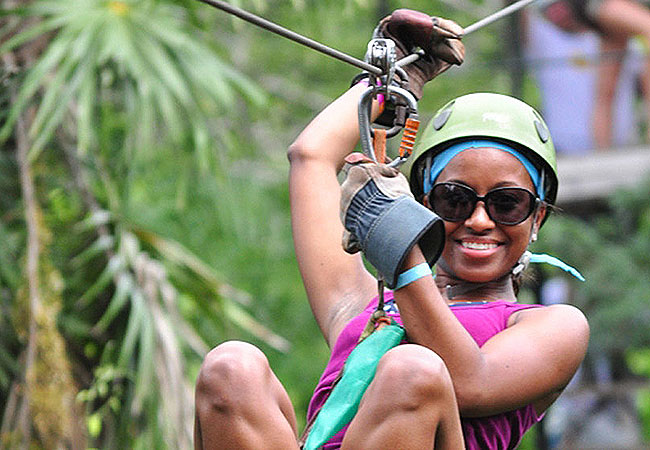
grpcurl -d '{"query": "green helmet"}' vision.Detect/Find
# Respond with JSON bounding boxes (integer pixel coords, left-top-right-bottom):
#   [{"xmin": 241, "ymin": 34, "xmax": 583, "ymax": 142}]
[{"xmin": 404, "ymin": 92, "xmax": 558, "ymax": 204}]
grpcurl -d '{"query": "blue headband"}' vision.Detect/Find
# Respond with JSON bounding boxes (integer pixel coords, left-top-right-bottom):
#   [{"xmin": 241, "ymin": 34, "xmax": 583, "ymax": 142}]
[{"xmin": 424, "ymin": 140, "xmax": 545, "ymax": 201}]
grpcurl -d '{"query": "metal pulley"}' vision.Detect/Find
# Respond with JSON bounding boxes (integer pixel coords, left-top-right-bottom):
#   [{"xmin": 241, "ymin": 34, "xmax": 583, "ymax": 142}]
[
  {"xmin": 358, "ymin": 38, "xmax": 420, "ymax": 167},
  {"xmin": 366, "ymin": 39, "xmax": 397, "ymax": 89}
]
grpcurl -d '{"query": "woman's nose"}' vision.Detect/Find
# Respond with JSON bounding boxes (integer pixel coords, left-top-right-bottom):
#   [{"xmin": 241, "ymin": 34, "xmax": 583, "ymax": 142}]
[{"xmin": 464, "ymin": 201, "xmax": 495, "ymax": 231}]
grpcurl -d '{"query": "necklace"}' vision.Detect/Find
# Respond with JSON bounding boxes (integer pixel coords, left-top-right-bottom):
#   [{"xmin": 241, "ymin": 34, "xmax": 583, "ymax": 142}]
[{"xmin": 448, "ymin": 301, "xmax": 490, "ymax": 307}]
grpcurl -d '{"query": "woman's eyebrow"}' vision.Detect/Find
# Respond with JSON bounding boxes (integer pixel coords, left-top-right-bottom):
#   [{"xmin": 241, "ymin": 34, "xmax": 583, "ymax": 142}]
[{"xmin": 442, "ymin": 179, "xmax": 533, "ymax": 189}]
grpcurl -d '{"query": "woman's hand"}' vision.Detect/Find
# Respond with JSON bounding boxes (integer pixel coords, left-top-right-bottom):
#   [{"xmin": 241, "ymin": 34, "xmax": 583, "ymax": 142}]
[
  {"xmin": 339, "ymin": 156, "xmax": 444, "ymax": 288},
  {"xmin": 374, "ymin": 9, "xmax": 465, "ymax": 99}
]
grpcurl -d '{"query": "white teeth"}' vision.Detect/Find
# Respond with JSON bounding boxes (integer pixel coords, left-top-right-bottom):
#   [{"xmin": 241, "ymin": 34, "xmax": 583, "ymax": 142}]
[{"xmin": 462, "ymin": 241, "xmax": 497, "ymax": 250}]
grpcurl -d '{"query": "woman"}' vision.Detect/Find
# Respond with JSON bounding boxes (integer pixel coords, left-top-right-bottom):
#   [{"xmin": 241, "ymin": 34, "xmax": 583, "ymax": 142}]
[{"xmin": 194, "ymin": 9, "xmax": 589, "ymax": 449}]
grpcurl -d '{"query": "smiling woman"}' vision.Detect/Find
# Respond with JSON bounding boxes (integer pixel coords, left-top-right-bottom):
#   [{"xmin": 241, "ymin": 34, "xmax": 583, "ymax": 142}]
[
  {"xmin": 431, "ymin": 147, "xmax": 543, "ymax": 284},
  {"xmin": 193, "ymin": 8, "xmax": 589, "ymax": 450}
]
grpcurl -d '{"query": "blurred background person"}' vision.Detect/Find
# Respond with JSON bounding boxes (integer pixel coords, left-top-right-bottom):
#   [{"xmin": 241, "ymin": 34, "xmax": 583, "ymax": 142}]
[
  {"xmin": 540, "ymin": 0, "xmax": 650, "ymax": 149},
  {"xmin": 527, "ymin": 4, "xmax": 644, "ymax": 153}
]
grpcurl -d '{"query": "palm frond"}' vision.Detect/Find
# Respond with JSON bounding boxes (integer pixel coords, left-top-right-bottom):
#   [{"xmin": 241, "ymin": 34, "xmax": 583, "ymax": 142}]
[{"xmin": 0, "ymin": 0, "xmax": 266, "ymax": 165}]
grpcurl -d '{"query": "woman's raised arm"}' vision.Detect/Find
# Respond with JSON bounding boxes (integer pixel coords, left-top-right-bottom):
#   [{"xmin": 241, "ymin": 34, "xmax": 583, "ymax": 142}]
[{"xmin": 288, "ymin": 84, "xmax": 378, "ymax": 346}]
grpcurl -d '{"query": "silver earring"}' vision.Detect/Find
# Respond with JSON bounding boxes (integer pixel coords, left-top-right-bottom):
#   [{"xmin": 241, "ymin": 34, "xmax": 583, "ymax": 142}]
[{"xmin": 531, "ymin": 233, "xmax": 538, "ymax": 242}]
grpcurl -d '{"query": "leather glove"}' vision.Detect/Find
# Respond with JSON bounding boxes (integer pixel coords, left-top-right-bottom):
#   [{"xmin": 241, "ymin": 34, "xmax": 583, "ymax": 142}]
[
  {"xmin": 340, "ymin": 154, "xmax": 445, "ymax": 288},
  {"xmin": 374, "ymin": 9, "xmax": 465, "ymax": 99}
]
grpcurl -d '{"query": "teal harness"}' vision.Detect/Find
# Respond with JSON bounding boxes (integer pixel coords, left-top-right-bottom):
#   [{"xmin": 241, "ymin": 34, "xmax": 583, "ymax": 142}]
[{"xmin": 301, "ymin": 321, "xmax": 404, "ymax": 450}]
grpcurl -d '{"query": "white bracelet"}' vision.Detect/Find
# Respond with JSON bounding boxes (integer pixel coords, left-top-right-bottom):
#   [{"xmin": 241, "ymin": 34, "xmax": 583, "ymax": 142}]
[{"xmin": 394, "ymin": 262, "xmax": 432, "ymax": 290}]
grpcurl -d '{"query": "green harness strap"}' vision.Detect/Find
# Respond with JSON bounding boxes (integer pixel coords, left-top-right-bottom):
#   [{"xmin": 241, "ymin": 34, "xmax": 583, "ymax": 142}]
[{"xmin": 302, "ymin": 321, "xmax": 405, "ymax": 450}]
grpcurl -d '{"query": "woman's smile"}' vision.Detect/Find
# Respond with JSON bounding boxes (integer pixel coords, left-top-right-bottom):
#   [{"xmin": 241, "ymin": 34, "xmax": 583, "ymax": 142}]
[{"xmin": 457, "ymin": 238, "xmax": 501, "ymax": 258}]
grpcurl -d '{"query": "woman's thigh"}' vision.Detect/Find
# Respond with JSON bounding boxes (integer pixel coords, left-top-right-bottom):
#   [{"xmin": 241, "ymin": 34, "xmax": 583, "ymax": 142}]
[
  {"xmin": 341, "ymin": 344, "xmax": 464, "ymax": 450},
  {"xmin": 194, "ymin": 341, "xmax": 299, "ymax": 450}
]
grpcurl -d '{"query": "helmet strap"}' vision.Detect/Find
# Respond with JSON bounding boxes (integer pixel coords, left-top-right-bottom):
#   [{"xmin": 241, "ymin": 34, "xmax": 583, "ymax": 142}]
[{"xmin": 539, "ymin": 167, "xmax": 546, "ymax": 200}]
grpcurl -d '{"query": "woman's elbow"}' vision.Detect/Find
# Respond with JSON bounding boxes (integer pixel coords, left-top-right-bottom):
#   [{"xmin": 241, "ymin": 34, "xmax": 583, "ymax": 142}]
[
  {"xmin": 287, "ymin": 138, "xmax": 318, "ymax": 166},
  {"xmin": 454, "ymin": 383, "xmax": 487, "ymax": 416},
  {"xmin": 287, "ymin": 140, "xmax": 306, "ymax": 165}
]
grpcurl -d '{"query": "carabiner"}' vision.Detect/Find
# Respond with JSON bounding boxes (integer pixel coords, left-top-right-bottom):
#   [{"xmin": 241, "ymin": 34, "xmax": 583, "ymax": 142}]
[
  {"xmin": 358, "ymin": 84, "xmax": 419, "ymax": 167},
  {"xmin": 357, "ymin": 38, "xmax": 420, "ymax": 167}
]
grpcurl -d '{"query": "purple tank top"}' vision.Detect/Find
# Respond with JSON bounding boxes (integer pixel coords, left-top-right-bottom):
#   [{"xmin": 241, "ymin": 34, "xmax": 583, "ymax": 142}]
[{"xmin": 306, "ymin": 292, "xmax": 544, "ymax": 450}]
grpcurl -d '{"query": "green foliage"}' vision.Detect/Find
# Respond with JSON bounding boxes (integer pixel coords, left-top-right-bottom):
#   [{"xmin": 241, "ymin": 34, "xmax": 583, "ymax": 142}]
[
  {"xmin": 627, "ymin": 348, "xmax": 650, "ymax": 441},
  {"xmin": 533, "ymin": 180, "xmax": 650, "ymax": 356},
  {"xmin": 0, "ymin": 0, "xmax": 265, "ymax": 163},
  {"xmin": 0, "ymin": 69, "xmax": 24, "ymax": 418},
  {"xmin": 0, "ymin": 0, "xmax": 586, "ymax": 447}
]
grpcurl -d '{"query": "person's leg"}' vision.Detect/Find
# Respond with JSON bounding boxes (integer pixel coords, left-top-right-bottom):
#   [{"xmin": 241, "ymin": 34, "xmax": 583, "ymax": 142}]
[
  {"xmin": 593, "ymin": 0, "xmax": 650, "ymax": 143},
  {"xmin": 341, "ymin": 344, "xmax": 465, "ymax": 450},
  {"xmin": 593, "ymin": 36, "xmax": 626, "ymax": 149},
  {"xmin": 194, "ymin": 341, "xmax": 299, "ymax": 450}
]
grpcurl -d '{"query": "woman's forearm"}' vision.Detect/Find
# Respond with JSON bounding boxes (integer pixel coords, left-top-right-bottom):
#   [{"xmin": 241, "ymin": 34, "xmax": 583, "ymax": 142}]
[{"xmin": 392, "ymin": 249, "xmax": 488, "ymax": 410}]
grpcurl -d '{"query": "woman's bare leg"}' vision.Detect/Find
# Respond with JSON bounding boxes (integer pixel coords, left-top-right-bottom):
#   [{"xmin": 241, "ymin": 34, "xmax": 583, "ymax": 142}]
[
  {"xmin": 341, "ymin": 344, "xmax": 465, "ymax": 450},
  {"xmin": 194, "ymin": 341, "xmax": 299, "ymax": 450},
  {"xmin": 593, "ymin": 37, "xmax": 626, "ymax": 149}
]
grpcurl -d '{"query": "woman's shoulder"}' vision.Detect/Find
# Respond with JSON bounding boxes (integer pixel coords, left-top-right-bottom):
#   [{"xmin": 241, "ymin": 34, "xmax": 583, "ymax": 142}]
[{"xmin": 509, "ymin": 302, "xmax": 589, "ymax": 336}]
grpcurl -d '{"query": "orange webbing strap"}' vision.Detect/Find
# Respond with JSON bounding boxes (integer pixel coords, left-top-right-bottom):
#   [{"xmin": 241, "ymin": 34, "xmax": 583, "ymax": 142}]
[
  {"xmin": 399, "ymin": 117, "xmax": 420, "ymax": 159},
  {"xmin": 372, "ymin": 128, "xmax": 387, "ymax": 164}
]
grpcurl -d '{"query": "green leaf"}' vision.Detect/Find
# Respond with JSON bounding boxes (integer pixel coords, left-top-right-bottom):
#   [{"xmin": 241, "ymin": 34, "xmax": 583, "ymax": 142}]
[
  {"xmin": 28, "ymin": 42, "xmax": 96, "ymax": 161},
  {"xmin": 77, "ymin": 254, "xmax": 124, "ymax": 307},
  {"xmin": 94, "ymin": 272, "xmax": 134, "ymax": 332},
  {"xmin": 0, "ymin": 16, "xmax": 66, "ymax": 54},
  {"xmin": 136, "ymin": 229, "xmax": 226, "ymax": 291},
  {"xmin": 118, "ymin": 289, "xmax": 144, "ymax": 367},
  {"xmin": 0, "ymin": 31, "xmax": 74, "ymax": 142},
  {"xmin": 222, "ymin": 301, "xmax": 290, "ymax": 353},
  {"xmin": 77, "ymin": 59, "xmax": 98, "ymax": 155},
  {"xmin": 27, "ymin": 25, "xmax": 98, "ymax": 138},
  {"xmin": 0, "ymin": 223, "xmax": 20, "ymax": 289},
  {"xmin": 87, "ymin": 412, "xmax": 102, "ymax": 438},
  {"xmin": 132, "ymin": 298, "xmax": 155, "ymax": 412},
  {"xmin": 71, "ymin": 234, "xmax": 115, "ymax": 268},
  {"xmin": 627, "ymin": 348, "xmax": 650, "ymax": 377}
]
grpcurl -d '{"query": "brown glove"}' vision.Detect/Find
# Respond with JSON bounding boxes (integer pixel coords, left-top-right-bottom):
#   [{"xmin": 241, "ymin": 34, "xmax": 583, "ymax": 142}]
[
  {"xmin": 374, "ymin": 9, "xmax": 465, "ymax": 99},
  {"xmin": 339, "ymin": 153, "xmax": 445, "ymax": 288}
]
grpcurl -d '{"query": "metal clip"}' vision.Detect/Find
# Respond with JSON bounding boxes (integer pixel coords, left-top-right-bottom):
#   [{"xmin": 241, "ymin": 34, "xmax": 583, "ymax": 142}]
[
  {"xmin": 358, "ymin": 85, "xmax": 418, "ymax": 167},
  {"xmin": 365, "ymin": 38, "xmax": 396, "ymax": 91}
]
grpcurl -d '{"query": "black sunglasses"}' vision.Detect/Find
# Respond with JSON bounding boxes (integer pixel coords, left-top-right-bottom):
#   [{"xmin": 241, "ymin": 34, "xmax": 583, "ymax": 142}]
[{"xmin": 428, "ymin": 182, "xmax": 540, "ymax": 225}]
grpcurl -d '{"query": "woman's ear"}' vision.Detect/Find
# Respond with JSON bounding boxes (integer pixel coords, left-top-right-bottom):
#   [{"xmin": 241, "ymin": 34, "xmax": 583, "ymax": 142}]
[{"xmin": 531, "ymin": 203, "xmax": 547, "ymax": 242}]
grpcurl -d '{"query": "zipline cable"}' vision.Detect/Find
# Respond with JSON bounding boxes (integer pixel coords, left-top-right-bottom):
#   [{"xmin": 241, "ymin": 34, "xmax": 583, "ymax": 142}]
[
  {"xmin": 464, "ymin": 0, "xmax": 537, "ymax": 35},
  {"xmin": 396, "ymin": 0, "xmax": 540, "ymax": 68},
  {"xmin": 198, "ymin": 0, "xmax": 540, "ymax": 75},
  {"xmin": 196, "ymin": 0, "xmax": 382, "ymax": 75}
]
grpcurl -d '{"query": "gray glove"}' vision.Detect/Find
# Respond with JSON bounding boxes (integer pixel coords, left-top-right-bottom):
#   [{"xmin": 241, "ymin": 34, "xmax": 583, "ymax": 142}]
[
  {"xmin": 374, "ymin": 9, "xmax": 465, "ymax": 99},
  {"xmin": 340, "ymin": 155, "xmax": 445, "ymax": 288}
]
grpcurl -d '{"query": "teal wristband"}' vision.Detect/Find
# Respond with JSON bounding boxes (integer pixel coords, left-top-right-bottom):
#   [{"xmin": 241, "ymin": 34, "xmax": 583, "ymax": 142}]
[{"xmin": 394, "ymin": 263, "xmax": 432, "ymax": 290}]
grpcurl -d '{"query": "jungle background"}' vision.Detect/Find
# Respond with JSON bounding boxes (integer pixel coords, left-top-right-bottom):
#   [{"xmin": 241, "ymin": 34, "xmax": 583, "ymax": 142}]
[{"xmin": 0, "ymin": 0, "xmax": 648, "ymax": 448}]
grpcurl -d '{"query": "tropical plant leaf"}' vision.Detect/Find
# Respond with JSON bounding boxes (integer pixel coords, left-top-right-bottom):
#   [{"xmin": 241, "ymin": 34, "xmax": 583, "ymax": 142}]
[
  {"xmin": 118, "ymin": 289, "xmax": 144, "ymax": 368},
  {"xmin": 71, "ymin": 234, "xmax": 114, "ymax": 268},
  {"xmin": 222, "ymin": 301, "xmax": 291, "ymax": 352},
  {"xmin": 77, "ymin": 253, "xmax": 124, "ymax": 307},
  {"xmin": 94, "ymin": 272, "xmax": 134, "ymax": 333},
  {"xmin": 1, "ymin": 0, "xmax": 265, "ymax": 166}
]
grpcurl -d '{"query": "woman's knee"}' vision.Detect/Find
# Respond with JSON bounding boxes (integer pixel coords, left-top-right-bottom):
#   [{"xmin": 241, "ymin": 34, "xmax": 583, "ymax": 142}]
[
  {"xmin": 195, "ymin": 341, "xmax": 270, "ymax": 407},
  {"xmin": 374, "ymin": 345, "xmax": 455, "ymax": 406}
]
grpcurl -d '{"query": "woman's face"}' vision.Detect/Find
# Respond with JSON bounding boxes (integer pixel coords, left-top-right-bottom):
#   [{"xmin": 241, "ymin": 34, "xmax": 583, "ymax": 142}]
[{"xmin": 425, "ymin": 147, "xmax": 546, "ymax": 283}]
